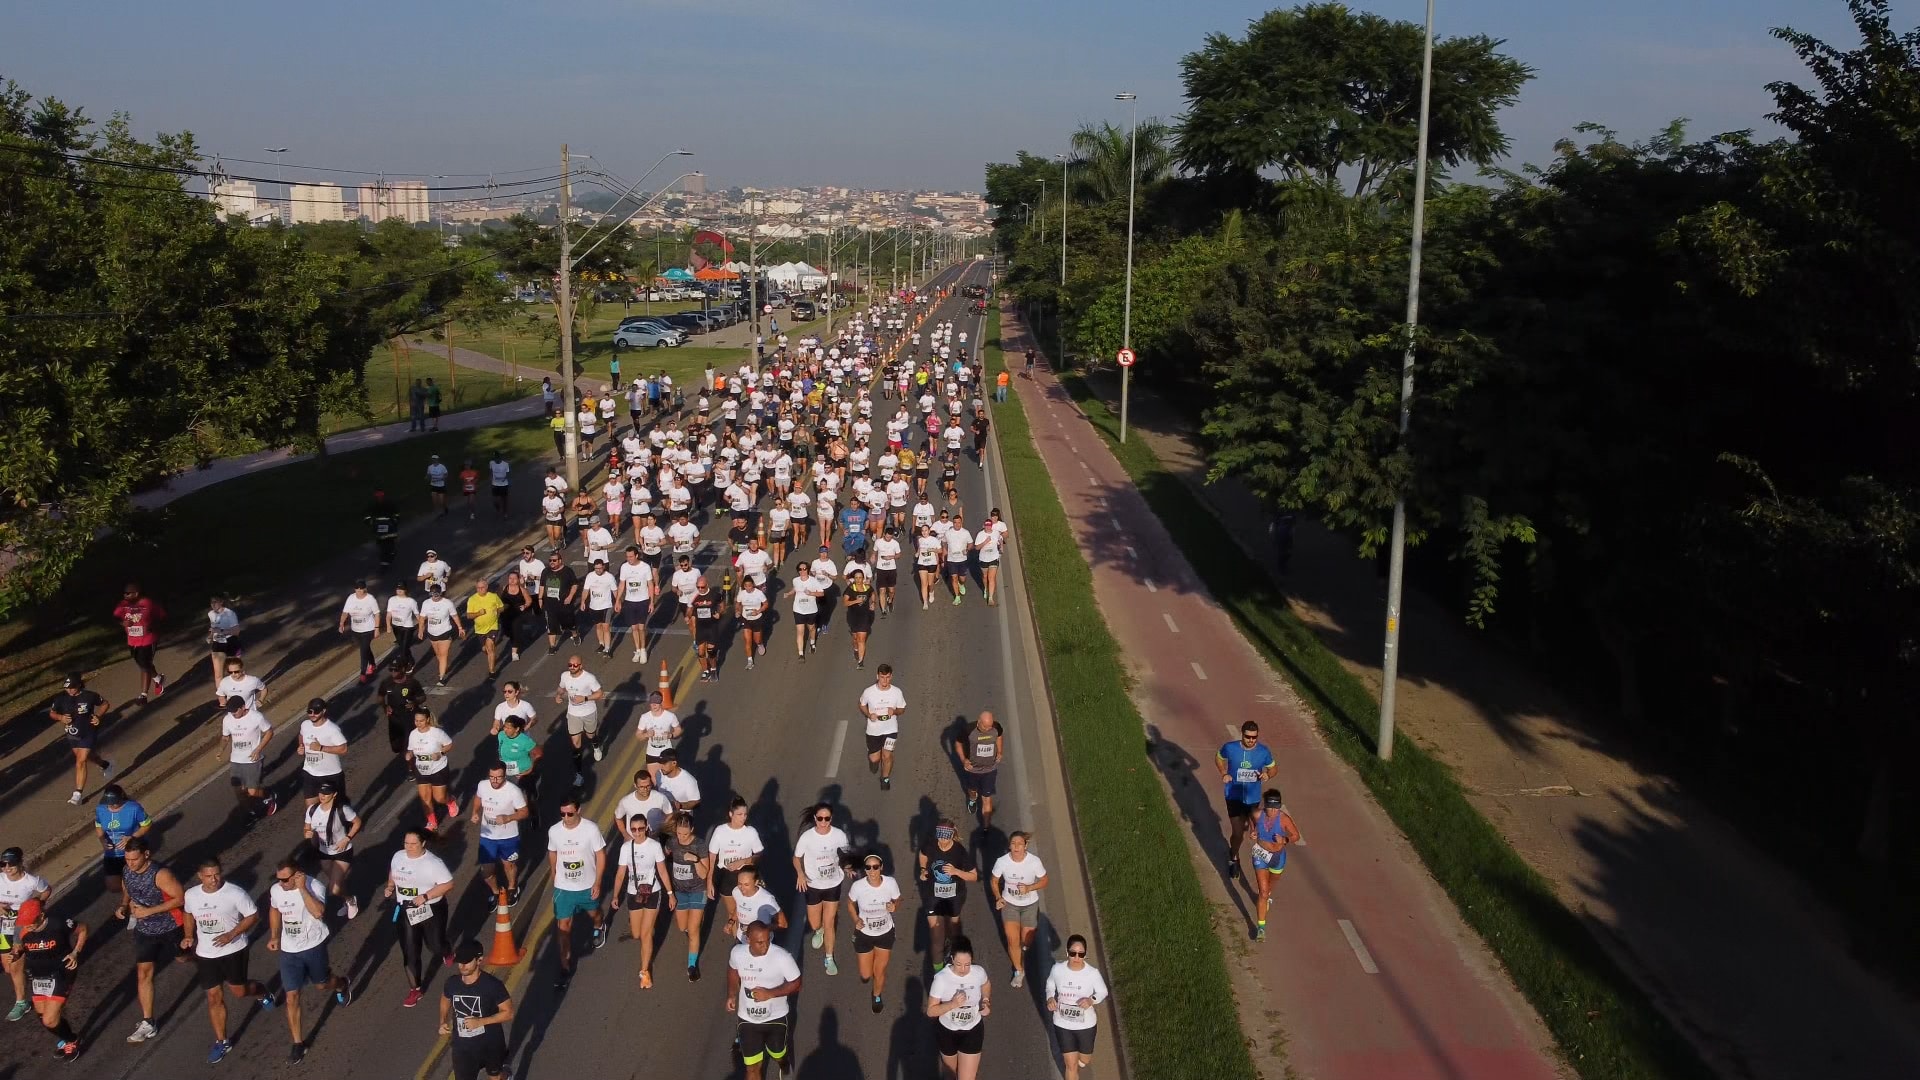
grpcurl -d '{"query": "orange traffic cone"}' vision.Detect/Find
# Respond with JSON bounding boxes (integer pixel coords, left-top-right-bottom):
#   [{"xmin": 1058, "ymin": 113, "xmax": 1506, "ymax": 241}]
[
  {"xmin": 485, "ymin": 889, "xmax": 520, "ymax": 966},
  {"xmin": 657, "ymin": 659, "xmax": 674, "ymax": 711}
]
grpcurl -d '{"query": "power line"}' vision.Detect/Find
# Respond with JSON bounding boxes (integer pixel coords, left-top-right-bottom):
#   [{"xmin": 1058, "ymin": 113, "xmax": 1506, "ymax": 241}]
[
  {"xmin": 210, "ymin": 156, "xmax": 552, "ymax": 179},
  {"xmin": 0, "ymin": 165, "xmax": 565, "ymax": 208},
  {"xmin": 0, "ymin": 144, "xmax": 563, "ymax": 193}
]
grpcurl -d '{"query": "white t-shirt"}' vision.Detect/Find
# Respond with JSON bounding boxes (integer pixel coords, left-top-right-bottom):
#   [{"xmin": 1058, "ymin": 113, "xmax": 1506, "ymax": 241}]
[
  {"xmin": 791, "ymin": 576, "xmax": 824, "ymax": 615},
  {"xmin": 224, "ymin": 708, "xmax": 272, "ymax": 764},
  {"xmin": 847, "ymin": 875, "xmax": 902, "ymax": 936},
  {"xmin": 615, "ymin": 835, "xmax": 665, "ymax": 893},
  {"xmin": 489, "ymin": 460, "xmax": 512, "ymax": 486},
  {"xmin": 408, "ymin": 727, "xmax": 455, "ymax": 776},
  {"xmin": 304, "ymin": 803, "xmax": 358, "ymax": 855},
  {"xmin": 915, "ymin": 534, "xmax": 942, "ymax": 567},
  {"xmin": 427, "ymin": 462, "xmax": 449, "ymax": 488},
  {"xmin": 636, "ymin": 709, "xmax": 680, "ymax": 755},
  {"xmin": 416, "ymin": 559, "xmax": 452, "ymax": 590},
  {"xmin": 548, "ymin": 820, "xmax": 606, "ymax": 893},
  {"xmin": 657, "ymin": 768, "xmax": 700, "ymax": 806},
  {"xmin": 670, "ymin": 567, "xmax": 700, "ymax": 604},
  {"xmin": 582, "ymin": 570, "xmax": 617, "ymax": 610},
  {"xmin": 974, "ymin": 528, "xmax": 1003, "ymax": 563},
  {"xmin": 991, "ymin": 852, "xmax": 1048, "ymax": 907},
  {"xmin": 708, "ymin": 823, "xmax": 765, "ymax": 871},
  {"xmin": 1046, "ymin": 961, "xmax": 1110, "ymax": 1030},
  {"xmin": 299, "ymin": 718, "xmax": 347, "ymax": 777},
  {"xmin": 584, "ymin": 528, "xmax": 615, "ymax": 565},
  {"xmin": 613, "ymin": 789, "xmax": 675, "ymax": 835},
  {"xmin": 729, "ymin": 886, "xmax": 783, "ymax": 942},
  {"xmin": 421, "ymin": 596, "xmax": 457, "ymax": 636},
  {"xmin": 216, "ymin": 673, "xmax": 265, "ymax": 710},
  {"xmin": 270, "ymin": 876, "xmax": 331, "ymax": 953},
  {"xmin": 386, "ymin": 595, "xmax": 421, "ymax": 628},
  {"xmin": 543, "ymin": 494, "xmax": 565, "ymax": 523},
  {"xmin": 388, "ymin": 850, "xmax": 453, "ymax": 907},
  {"xmin": 859, "ymin": 683, "xmax": 906, "ymax": 737},
  {"xmin": 731, "ymin": 943, "xmax": 802, "ymax": 1023},
  {"xmin": 559, "ymin": 670, "xmax": 602, "ymax": 717},
  {"xmin": 793, "ymin": 826, "xmax": 850, "ymax": 889},
  {"xmin": 930, "ymin": 964, "xmax": 990, "ymax": 1031},
  {"xmin": 475, "ymin": 780, "xmax": 528, "ymax": 841},
  {"xmin": 493, "ymin": 699, "xmax": 538, "ymax": 738},
  {"xmin": 874, "ymin": 537, "xmax": 901, "ymax": 570},
  {"xmin": 737, "ymin": 586, "xmax": 769, "ymax": 621},
  {"xmin": 734, "ymin": 548, "xmax": 773, "ymax": 586},
  {"xmin": 669, "ymin": 521, "xmax": 699, "ymax": 553},
  {"xmin": 943, "ymin": 527, "xmax": 972, "ymax": 561},
  {"xmin": 184, "ymin": 882, "xmax": 257, "ymax": 958},
  {"xmin": 618, "ymin": 561, "xmax": 655, "ymax": 603},
  {"xmin": 341, "ymin": 592, "xmax": 380, "ymax": 633}
]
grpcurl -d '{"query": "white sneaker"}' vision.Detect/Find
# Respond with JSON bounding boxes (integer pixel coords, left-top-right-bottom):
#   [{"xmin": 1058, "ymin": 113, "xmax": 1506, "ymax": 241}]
[
  {"xmin": 126, "ymin": 1019, "xmax": 158, "ymax": 1043},
  {"xmin": 631, "ymin": 649, "xmax": 643, "ymax": 662},
  {"xmin": 593, "ymin": 744, "xmax": 604, "ymax": 762},
  {"xmin": 1010, "ymin": 970, "xmax": 1025, "ymax": 989},
  {"xmin": 67, "ymin": 790, "xmax": 83, "ymax": 806}
]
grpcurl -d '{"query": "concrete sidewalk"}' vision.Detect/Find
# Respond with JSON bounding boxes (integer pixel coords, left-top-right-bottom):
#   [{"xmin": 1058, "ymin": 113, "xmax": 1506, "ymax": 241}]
[{"xmin": 1002, "ymin": 303, "xmax": 1564, "ymax": 1080}]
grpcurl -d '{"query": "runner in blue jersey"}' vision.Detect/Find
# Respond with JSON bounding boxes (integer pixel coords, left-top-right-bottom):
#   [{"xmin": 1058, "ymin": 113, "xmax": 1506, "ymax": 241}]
[{"xmin": 1215, "ymin": 721, "xmax": 1276, "ymax": 880}]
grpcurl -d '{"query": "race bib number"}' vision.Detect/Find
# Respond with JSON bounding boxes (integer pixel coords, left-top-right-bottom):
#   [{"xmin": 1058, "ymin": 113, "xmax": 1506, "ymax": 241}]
[
  {"xmin": 563, "ymin": 860, "xmax": 584, "ymax": 874},
  {"xmin": 1252, "ymin": 846, "xmax": 1274, "ymax": 868},
  {"xmin": 305, "ymin": 751, "xmax": 324, "ymax": 768},
  {"xmin": 504, "ymin": 760, "xmax": 522, "ymax": 777},
  {"xmin": 404, "ymin": 902, "xmax": 435, "ymax": 926},
  {"xmin": 864, "ymin": 916, "xmax": 888, "ymax": 932},
  {"xmin": 974, "ymin": 743, "xmax": 995, "ymax": 759},
  {"xmin": 743, "ymin": 999, "xmax": 772, "ymax": 1023},
  {"xmin": 949, "ymin": 1005, "xmax": 976, "ymax": 1027},
  {"xmin": 933, "ymin": 881, "xmax": 957, "ymax": 899},
  {"xmin": 375, "ymin": 521, "xmax": 394, "ymax": 536},
  {"xmin": 31, "ymin": 977, "xmax": 55, "ymax": 997},
  {"xmin": 649, "ymin": 735, "xmax": 673, "ymax": 753},
  {"xmin": 1235, "ymin": 767, "xmax": 1259, "ymax": 784},
  {"xmin": 1058, "ymin": 1002, "xmax": 1086, "ymax": 1022}
]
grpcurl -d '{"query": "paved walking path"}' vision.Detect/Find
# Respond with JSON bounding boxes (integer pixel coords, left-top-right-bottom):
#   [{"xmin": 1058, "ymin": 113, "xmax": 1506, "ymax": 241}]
[
  {"xmin": 1002, "ymin": 303, "xmax": 1564, "ymax": 1080},
  {"xmin": 1064, "ymin": 373, "xmax": 1920, "ymax": 1080}
]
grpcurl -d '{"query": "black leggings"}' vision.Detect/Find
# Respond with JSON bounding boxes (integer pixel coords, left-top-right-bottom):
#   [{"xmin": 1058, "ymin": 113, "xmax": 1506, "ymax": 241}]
[
  {"xmin": 397, "ymin": 901, "xmax": 450, "ymax": 988},
  {"xmin": 351, "ymin": 630, "xmax": 377, "ymax": 671}
]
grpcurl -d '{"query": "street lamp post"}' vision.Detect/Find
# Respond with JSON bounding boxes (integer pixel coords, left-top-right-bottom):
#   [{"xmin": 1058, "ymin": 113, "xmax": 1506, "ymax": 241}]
[
  {"xmin": 1377, "ymin": 0, "xmax": 1438, "ymax": 763},
  {"xmin": 263, "ymin": 147, "xmax": 289, "ymax": 223},
  {"xmin": 1057, "ymin": 151, "xmax": 1068, "ymax": 367},
  {"xmin": 1037, "ymin": 178, "xmax": 1047, "ymax": 245},
  {"xmin": 1116, "ymin": 92, "xmax": 1138, "ymax": 443}
]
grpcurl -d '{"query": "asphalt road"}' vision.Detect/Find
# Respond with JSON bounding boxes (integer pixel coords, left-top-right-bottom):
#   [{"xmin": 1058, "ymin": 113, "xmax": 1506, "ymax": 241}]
[{"xmin": 0, "ymin": 261, "xmax": 1084, "ymax": 1080}]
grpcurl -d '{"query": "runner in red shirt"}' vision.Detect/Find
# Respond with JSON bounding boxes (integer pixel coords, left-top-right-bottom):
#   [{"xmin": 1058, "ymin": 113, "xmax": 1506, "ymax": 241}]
[
  {"xmin": 459, "ymin": 460, "xmax": 481, "ymax": 522},
  {"xmin": 112, "ymin": 584, "xmax": 167, "ymax": 703}
]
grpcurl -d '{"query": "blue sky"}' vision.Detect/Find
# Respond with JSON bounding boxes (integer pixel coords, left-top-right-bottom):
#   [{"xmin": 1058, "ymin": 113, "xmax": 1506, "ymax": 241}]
[{"xmin": 6, "ymin": 0, "xmax": 1906, "ymax": 193}]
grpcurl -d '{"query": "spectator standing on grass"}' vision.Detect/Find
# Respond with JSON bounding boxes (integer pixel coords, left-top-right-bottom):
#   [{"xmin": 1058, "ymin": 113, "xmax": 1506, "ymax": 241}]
[
  {"xmin": 409, "ymin": 379, "xmax": 428, "ymax": 432},
  {"xmin": 205, "ymin": 595, "xmax": 242, "ymax": 684},
  {"xmin": 425, "ymin": 378, "xmax": 443, "ymax": 431},
  {"xmin": 541, "ymin": 376, "xmax": 557, "ymax": 418}
]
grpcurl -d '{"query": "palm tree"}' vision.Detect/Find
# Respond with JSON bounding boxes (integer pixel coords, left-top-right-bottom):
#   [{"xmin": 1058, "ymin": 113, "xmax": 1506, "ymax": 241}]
[{"xmin": 1067, "ymin": 119, "xmax": 1176, "ymax": 203}]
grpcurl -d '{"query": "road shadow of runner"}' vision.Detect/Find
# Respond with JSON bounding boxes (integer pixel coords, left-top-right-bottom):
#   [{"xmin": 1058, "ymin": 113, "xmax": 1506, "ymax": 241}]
[
  {"xmin": 1145, "ymin": 723, "xmax": 1255, "ymax": 930},
  {"xmin": 795, "ymin": 1005, "xmax": 866, "ymax": 1080}
]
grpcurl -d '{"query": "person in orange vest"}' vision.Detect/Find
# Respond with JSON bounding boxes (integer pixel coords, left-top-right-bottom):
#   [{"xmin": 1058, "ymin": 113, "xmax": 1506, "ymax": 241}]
[{"xmin": 995, "ymin": 370, "xmax": 1010, "ymax": 403}]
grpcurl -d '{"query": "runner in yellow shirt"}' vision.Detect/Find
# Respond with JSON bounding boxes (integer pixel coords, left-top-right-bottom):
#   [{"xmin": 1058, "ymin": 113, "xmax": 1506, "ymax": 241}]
[{"xmin": 466, "ymin": 578, "xmax": 509, "ymax": 678}]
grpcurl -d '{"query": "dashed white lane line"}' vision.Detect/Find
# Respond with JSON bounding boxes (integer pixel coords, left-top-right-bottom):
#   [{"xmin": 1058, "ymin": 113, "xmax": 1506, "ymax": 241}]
[
  {"xmin": 1190, "ymin": 661, "xmax": 1209, "ymax": 681},
  {"xmin": 1338, "ymin": 919, "xmax": 1381, "ymax": 974},
  {"xmin": 1144, "ymin": 579, "xmax": 1157, "ymax": 593},
  {"xmin": 1125, "ymin": 546, "xmax": 1138, "ymax": 559},
  {"xmin": 1109, "ymin": 516, "xmax": 1124, "ymax": 531},
  {"xmin": 824, "ymin": 719, "xmax": 849, "ymax": 778},
  {"xmin": 1224, "ymin": 723, "xmax": 1240, "ymax": 741},
  {"xmin": 1162, "ymin": 613, "xmax": 1180, "ymax": 634}
]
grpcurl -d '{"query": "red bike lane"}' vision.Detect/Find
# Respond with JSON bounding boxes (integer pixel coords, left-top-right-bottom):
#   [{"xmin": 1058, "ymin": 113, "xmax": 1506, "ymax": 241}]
[{"xmin": 1001, "ymin": 305, "xmax": 1564, "ymax": 1080}]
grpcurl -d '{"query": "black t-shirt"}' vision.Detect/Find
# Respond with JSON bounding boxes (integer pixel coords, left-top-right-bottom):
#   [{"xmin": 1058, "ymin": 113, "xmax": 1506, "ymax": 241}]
[
  {"xmin": 920, "ymin": 839, "xmax": 976, "ymax": 901},
  {"xmin": 693, "ymin": 595, "xmax": 721, "ymax": 624},
  {"xmin": 443, "ymin": 971, "xmax": 511, "ymax": 1048},
  {"xmin": 972, "ymin": 416, "xmax": 989, "ymax": 438},
  {"xmin": 540, "ymin": 567, "xmax": 579, "ymax": 605},
  {"xmin": 20, "ymin": 919, "xmax": 76, "ymax": 978},
  {"xmin": 50, "ymin": 690, "xmax": 106, "ymax": 739},
  {"xmin": 381, "ymin": 677, "xmax": 426, "ymax": 721}
]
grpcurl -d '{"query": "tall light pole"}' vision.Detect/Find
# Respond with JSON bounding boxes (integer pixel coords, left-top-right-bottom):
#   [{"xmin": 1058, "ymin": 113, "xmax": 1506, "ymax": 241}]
[
  {"xmin": 1377, "ymin": 0, "xmax": 1438, "ymax": 763},
  {"xmin": 1037, "ymin": 178, "xmax": 1047, "ymax": 245},
  {"xmin": 263, "ymin": 147, "xmax": 289, "ymax": 223},
  {"xmin": 1116, "ymin": 92, "xmax": 1138, "ymax": 443},
  {"xmin": 1057, "ymin": 151, "xmax": 1069, "ymax": 367}
]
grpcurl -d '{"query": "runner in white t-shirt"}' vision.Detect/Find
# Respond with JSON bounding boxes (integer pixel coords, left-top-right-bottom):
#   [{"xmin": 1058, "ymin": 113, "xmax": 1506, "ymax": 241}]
[
  {"xmin": 858, "ymin": 666, "xmax": 907, "ymax": 789},
  {"xmin": 990, "ymin": 832, "xmax": 1051, "ymax": 988},
  {"xmin": 547, "ymin": 793, "xmax": 607, "ymax": 986},
  {"xmin": 792, "ymin": 805, "xmax": 850, "ymax": 977},
  {"xmin": 845, "ymin": 857, "xmax": 902, "ymax": 1013}
]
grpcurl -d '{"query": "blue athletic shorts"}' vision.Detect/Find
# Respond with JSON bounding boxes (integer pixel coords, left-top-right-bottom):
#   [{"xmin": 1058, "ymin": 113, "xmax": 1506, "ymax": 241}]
[{"xmin": 478, "ymin": 836, "xmax": 521, "ymax": 865}]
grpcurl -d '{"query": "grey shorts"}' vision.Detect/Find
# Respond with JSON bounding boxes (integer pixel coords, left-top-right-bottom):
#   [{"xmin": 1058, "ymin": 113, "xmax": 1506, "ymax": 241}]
[
  {"xmin": 1001, "ymin": 900, "xmax": 1041, "ymax": 928},
  {"xmin": 566, "ymin": 710, "xmax": 601, "ymax": 737},
  {"xmin": 229, "ymin": 760, "xmax": 264, "ymax": 790}
]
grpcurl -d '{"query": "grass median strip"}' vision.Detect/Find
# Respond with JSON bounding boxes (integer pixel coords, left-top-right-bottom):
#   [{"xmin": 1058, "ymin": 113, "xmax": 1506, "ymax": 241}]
[
  {"xmin": 1053, "ymin": 372, "xmax": 1712, "ymax": 1080},
  {"xmin": 986, "ymin": 313, "xmax": 1259, "ymax": 1080}
]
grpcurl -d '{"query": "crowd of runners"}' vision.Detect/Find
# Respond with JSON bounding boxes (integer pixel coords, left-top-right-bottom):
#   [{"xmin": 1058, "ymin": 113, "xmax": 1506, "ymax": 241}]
[{"xmin": 5, "ymin": 278, "xmax": 1119, "ymax": 1080}]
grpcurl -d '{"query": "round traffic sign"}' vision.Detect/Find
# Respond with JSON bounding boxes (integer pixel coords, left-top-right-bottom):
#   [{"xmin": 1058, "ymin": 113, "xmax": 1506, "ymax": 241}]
[
  {"xmin": 1117, "ymin": 348, "xmax": 1137, "ymax": 368},
  {"xmin": 763, "ymin": 304, "xmax": 773, "ymax": 315}
]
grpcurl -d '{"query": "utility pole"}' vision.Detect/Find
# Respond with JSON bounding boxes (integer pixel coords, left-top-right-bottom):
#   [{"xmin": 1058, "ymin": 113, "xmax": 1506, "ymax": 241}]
[
  {"xmin": 1059, "ymin": 151, "xmax": 1069, "ymax": 368},
  {"xmin": 1378, "ymin": 0, "xmax": 1438, "ymax": 763},
  {"xmin": 1116, "ymin": 92, "xmax": 1138, "ymax": 443},
  {"xmin": 558, "ymin": 144, "xmax": 581, "ymax": 490},
  {"xmin": 825, "ymin": 211, "xmax": 835, "ymax": 339},
  {"xmin": 749, "ymin": 195, "xmax": 761, "ymax": 340}
]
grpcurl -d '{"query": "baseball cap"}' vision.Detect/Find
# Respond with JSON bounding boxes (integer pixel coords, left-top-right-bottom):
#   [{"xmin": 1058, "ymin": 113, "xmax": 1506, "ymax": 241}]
[
  {"xmin": 307, "ymin": 698, "xmax": 329, "ymax": 714},
  {"xmin": 648, "ymin": 691, "xmax": 664, "ymax": 705},
  {"xmin": 101, "ymin": 785, "xmax": 126, "ymax": 806},
  {"xmin": 14, "ymin": 900, "xmax": 42, "ymax": 928},
  {"xmin": 316, "ymin": 780, "xmax": 340, "ymax": 796},
  {"xmin": 63, "ymin": 673, "xmax": 84, "ymax": 689},
  {"xmin": 1262, "ymin": 792, "xmax": 1285, "ymax": 809}
]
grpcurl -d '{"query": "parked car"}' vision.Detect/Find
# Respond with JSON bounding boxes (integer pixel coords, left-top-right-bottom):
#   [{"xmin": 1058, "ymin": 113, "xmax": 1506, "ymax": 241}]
[
  {"xmin": 618, "ymin": 318, "xmax": 687, "ymax": 343},
  {"xmin": 791, "ymin": 300, "xmax": 818, "ymax": 320},
  {"xmin": 613, "ymin": 325, "xmax": 680, "ymax": 349},
  {"xmin": 703, "ymin": 306, "xmax": 736, "ymax": 327},
  {"xmin": 659, "ymin": 313, "xmax": 710, "ymax": 334}
]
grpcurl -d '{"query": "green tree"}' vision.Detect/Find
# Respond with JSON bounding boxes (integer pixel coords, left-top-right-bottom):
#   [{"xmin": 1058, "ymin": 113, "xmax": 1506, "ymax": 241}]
[
  {"xmin": 0, "ymin": 84, "xmax": 376, "ymax": 612},
  {"xmin": 1177, "ymin": 3, "xmax": 1532, "ymax": 199},
  {"xmin": 1067, "ymin": 119, "xmax": 1176, "ymax": 203}
]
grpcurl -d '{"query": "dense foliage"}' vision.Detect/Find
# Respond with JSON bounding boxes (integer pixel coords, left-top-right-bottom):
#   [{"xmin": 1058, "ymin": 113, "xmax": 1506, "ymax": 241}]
[{"xmin": 988, "ymin": 0, "xmax": 1920, "ymax": 892}]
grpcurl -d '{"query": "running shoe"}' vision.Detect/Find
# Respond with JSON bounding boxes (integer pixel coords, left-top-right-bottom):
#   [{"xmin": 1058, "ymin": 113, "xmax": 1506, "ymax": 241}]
[
  {"xmin": 811, "ymin": 928, "xmax": 825, "ymax": 950},
  {"xmin": 259, "ymin": 990, "xmax": 281, "ymax": 1009},
  {"xmin": 100, "ymin": 759, "xmax": 114, "ymax": 779},
  {"xmin": 872, "ymin": 995, "xmax": 883, "ymax": 1014},
  {"xmin": 403, "ymin": 987, "xmax": 425, "ymax": 1008},
  {"xmin": 1010, "ymin": 970, "xmax": 1025, "ymax": 989},
  {"xmin": 335, "ymin": 983, "xmax": 352, "ymax": 1006},
  {"xmin": 593, "ymin": 927, "xmax": 607, "ymax": 950},
  {"xmin": 444, "ymin": 798, "xmax": 459, "ymax": 818},
  {"xmin": 55, "ymin": 1039, "xmax": 81, "ymax": 1061},
  {"xmin": 152, "ymin": 676, "xmax": 166, "ymax": 698},
  {"xmin": 1226, "ymin": 860, "xmax": 1241, "ymax": 881},
  {"xmin": 8, "ymin": 1000, "xmax": 31, "ymax": 1021},
  {"xmin": 593, "ymin": 744, "xmax": 604, "ymax": 762},
  {"xmin": 688, "ymin": 963, "xmax": 701, "ymax": 982},
  {"xmin": 631, "ymin": 649, "xmax": 643, "ymax": 662},
  {"xmin": 66, "ymin": 791, "xmax": 82, "ymax": 806},
  {"xmin": 880, "ymin": 776, "xmax": 891, "ymax": 790},
  {"xmin": 125, "ymin": 1019, "xmax": 157, "ymax": 1043},
  {"xmin": 289, "ymin": 1041, "xmax": 307, "ymax": 1064},
  {"xmin": 746, "ymin": 657, "xmax": 755, "ymax": 671},
  {"xmin": 1254, "ymin": 924, "xmax": 1267, "ymax": 942},
  {"xmin": 207, "ymin": 1040, "xmax": 232, "ymax": 1064},
  {"xmin": 823, "ymin": 954, "xmax": 838, "ymax": 976}
]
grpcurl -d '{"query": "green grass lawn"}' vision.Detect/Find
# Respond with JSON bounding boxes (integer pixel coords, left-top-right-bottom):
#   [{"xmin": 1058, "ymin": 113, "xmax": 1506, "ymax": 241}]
[
  {"xmin": 0, "ymin": 421, "xmax": 555, "ymax": 728},
  {"xmin": 332, "ymin": 340, "xmax": 529, "ymax": 435},
  {"xmin": 984, "ymin": 313, "xmax": 1259, "ymax": 1080},
  {"xmin": 1053, "ymin": 372, "xmax": 1712, "ymax": 1080}
]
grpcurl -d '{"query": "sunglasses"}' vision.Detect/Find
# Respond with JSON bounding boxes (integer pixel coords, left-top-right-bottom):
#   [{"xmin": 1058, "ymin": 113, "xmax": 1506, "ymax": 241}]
[
  {"xmin": 863, "ymin": 862, "xmax": 883, "ymax": 870},
  {"xmin": 814, "ymin": 815, "xmax": 833, "ymax": 823},
  {"xmin": 275, "ymin": 875, "xmax": 294, "ymax": 885},
  {"xmin": 1068, "ymin": 949, "xmax": 1088, "ymax": 958},
  {"xmin": 562, "ymin": 809, "xmax": 580, "ymax": 817}
]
